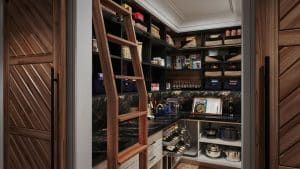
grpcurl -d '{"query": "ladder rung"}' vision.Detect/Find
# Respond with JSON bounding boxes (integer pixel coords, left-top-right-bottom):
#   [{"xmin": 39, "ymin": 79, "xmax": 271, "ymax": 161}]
[
  {"xmin": 115, "ymin": 75, "xmax": 143, "ymax": 80},
  {"xmin": 118, "ymin": 111, "xmax": 147, "ymax": 122},
  {"xmin": 102, "ymin": 0, "xmax": 131, "ymax": 16},
  {"xmin": 107, "ymin": 33, "xmax": 137, "ymax": 47},
  {"xmin": 102, "ymin": 5, "xmax": 117, "ymax": 16},
  {"xmin": 118, "ymin": 143, "xmax": 147, "ymax": 164}
]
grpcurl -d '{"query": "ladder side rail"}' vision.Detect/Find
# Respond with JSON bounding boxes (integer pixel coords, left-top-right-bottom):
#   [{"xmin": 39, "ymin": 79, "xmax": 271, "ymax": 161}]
[
  {"xmin": 93, "ymin": 0, "xmax": 119, "ymax": 169},
  {"xmin": 124, "ymin": 15, "xmax": 148, "ymax": 169}
]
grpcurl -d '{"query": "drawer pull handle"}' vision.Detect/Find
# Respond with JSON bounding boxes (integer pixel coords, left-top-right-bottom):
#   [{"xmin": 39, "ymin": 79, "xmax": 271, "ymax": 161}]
[{"xmin": 149, "ymin": 156, "xmax": 156, "ymax": 162}]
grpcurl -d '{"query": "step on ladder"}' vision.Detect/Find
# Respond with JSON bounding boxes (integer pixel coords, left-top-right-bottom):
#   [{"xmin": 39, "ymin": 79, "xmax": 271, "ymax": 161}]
[{"xmin": 92, "ymin": 0, "xmax": 148, "ymax": 169}]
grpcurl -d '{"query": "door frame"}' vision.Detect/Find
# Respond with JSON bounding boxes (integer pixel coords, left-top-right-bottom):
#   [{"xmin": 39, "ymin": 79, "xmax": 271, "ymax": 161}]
[
  {"xmin": 242, "ymin": 0, "xmax": 256, "ymax": 168},
  {"xmin": 0, "ymin": 0, "xmax": 4, "ymax": 168},
  {"xmin": 66, "ymin": 0, "xmax": 93, "ymax": 169}
]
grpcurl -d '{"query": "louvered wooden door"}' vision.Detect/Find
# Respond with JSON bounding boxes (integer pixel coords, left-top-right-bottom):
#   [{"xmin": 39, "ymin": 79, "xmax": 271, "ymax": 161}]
[
  {"xmin": 4, "ymin": 0, "xmax": 66, "ymax": 169},
  {"xmin": 270, "ymin": 0, "xmax": 300, "ymax": 168}
]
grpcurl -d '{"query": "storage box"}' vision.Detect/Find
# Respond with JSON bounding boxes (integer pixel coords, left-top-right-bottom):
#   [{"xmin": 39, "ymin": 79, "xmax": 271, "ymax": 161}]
[
  {"xmin": 224, "ymin": 38, "xmax": 241, "ymax": 45},
  {"xmin": 132, "ymin": 12, "xmax": 144, "ymax": 22},
  {"xmin": 205, "ymin": 56, "xmax": 220, "ymax": 62},
  {"xmin": 205, "ymin": 34, "xmax": 223, "ymax": 46},
  {"xmin": 182, "ymin": 36, "xmax": 197, "ymax": 48},
  {"xmin": 227, "ymin": 54, "xmax": 241, "ymax": 61},
  {"xmin": 135, "ymin": 22, "xmax": 148, "ymax": 32},
  {"xmin": 205, "ymin": 78, "xmax": 222, "ymax": 90},
  {"xmin": 151, "ymin": 83, "xmax": 160, "ymax": 91},
  {"xmin": 122, "ymin": 79, "xmax": 137, "ymax": 92},
  {"xmin": 223, "ymin": 78, "xmax": 241, "ymax": 91},
  {"xmin": 205, "ymin": 71, "xmax": 222, "ymax": 77},
  {"xmin": 224, "ymin": 71, "xmax": 241, "ymax": 76},
  {"xmin": 151, "ymin": 24, "xmax": 160, "ymax": 39},
  {"xmin": 166, "ymin": 34, "xmax": 175, "ymax": 46},
  {"xmin": 204, "ymin": 63, "xmax": 222, "ymax": 71},
  {"xmin": 205, "ymin": 40, "xmax": 223, "ymax": 46},
  {"xmin": 121, "ymin": 42, "xmax": 143, "ymax": 61}
]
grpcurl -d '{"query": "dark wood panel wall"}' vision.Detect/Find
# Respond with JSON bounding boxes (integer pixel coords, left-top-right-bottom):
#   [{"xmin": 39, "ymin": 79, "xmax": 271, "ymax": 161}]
[
  {"xmin": 256, "ymin": 0, "xmax": 300, "ymax": 168},
  {"xmin": 4, "ymin": 0, "xmax": 66, "ymax": 168},
  {"xmin": 277, "ymin": 1, "xmax": 300, "ymax": 168}
]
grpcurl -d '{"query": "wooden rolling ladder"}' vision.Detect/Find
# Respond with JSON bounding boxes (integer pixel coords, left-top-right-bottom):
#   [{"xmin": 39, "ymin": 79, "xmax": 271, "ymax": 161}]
[{"xmin": 92, "ymin": 0, "xmax": 148, "ymax": 169}]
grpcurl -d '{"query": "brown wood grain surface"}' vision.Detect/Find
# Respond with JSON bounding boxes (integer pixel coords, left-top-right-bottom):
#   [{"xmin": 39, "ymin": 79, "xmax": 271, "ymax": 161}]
[
  {"xmin": 279, "ymin": 30, "xmax": 300, "ymax": 46},
  {"xmin": 273, "ymin": 1, "xmax": 300, "ymax": 168},
  {"xmin": 4, "ymin": 0, "xmax": 66, "ymax": 168},
  {"xmin": 279, "ymin": 46, "xmax": 300, "ymax": 75},
  {"xmin": 280, "ymin": 1, "xmax": 300, "ymax": 30},
  {"xmin": 280, "ymin": 0, "xmax": 300, "ymax": 20}
]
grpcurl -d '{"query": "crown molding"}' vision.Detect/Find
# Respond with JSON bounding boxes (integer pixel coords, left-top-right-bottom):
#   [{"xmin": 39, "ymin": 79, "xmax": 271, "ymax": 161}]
[
  {"xmin": 179, "ymin": 20, "xmax": 241, "ymax": 32},
  {"xmin": 134, "ymin": 0, "xmax": 181, "ymax": 32},
  {"xmin": 134, "ymin": 0, "xmax": 241, "ymax": 32},
  {"xmin": 167, "ymin": 0, "xmax": 185, "ymax": 20}
]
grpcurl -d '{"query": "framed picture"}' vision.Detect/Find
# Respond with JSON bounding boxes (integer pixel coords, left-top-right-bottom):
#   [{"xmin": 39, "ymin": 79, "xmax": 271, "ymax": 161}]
[{"xmin": 192, "ymin": 97, "xmax": 222, "ymax": 115}]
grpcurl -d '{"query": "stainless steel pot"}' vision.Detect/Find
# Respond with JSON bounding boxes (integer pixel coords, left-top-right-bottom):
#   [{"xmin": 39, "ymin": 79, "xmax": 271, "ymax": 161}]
[
  {"xmin": 219, "ymin": 126, "xmax": 239, "ymax": 141},
  {"xmin": 204, "ymin": 128, "xmax": 217, "ymax": 138},
  {"xmin": 205, "ymin": 144, "xmax": 221, "ymax": 158},
  {"xmin": 224, "ymin": 149, "xmax": 241, "ymax": 162}
]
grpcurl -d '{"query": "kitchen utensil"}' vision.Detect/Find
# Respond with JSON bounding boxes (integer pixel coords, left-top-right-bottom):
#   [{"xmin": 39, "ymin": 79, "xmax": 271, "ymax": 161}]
[
  {"xmin": 166, "ymin": 98, "xmax": 181, "ymax": 114},
  {"xmin": 224, "ymin": 149, "xmax": 241, "ymax": 162},
  {"xmin": 219, "ymin": 126, "xmax": 239, "ymax": 141},
  {"xmin": 180, "ymin": 121, "xmax": 192, "ymax": 148},
  {"xmin": 204, "ymin": 128, "xmax": 217, "ymax": 138},
  {"xmin": 205, "ymin": 144, "xmax": 222, "ymax": 158}
]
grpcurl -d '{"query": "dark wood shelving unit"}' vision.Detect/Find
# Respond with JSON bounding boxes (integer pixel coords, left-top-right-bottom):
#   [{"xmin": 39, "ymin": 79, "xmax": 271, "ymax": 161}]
[
  {"xmin": 176, "ymin": 44, "xmax": 242, "ymax": 52},
  {"xmin": 92, "ymin": 0, "xmax": 242, "ymax": 96}
]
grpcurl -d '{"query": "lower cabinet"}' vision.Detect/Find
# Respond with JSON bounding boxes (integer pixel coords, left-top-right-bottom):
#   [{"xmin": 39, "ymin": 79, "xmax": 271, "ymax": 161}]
[
  {"xmin": 120, "ymin": 130, "xmax": 164, "ymax": 169},
  {"xmin": 148, "ymin": 131, "xmax": 163, "ymax": 169},
  {"xmin": 163, "ymin": 120, "xmax": 242, "ymax": 169},
  {"xmin": 120, "ymin": 154, "xmax": 139, "ymax": 169}
]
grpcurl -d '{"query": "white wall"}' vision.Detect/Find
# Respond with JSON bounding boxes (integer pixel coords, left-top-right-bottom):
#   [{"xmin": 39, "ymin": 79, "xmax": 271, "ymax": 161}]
[
  {"xmin": 68, "ymin": 0, "xmax": 93, "ymax": 168},
  {"xmin": 0, "ymin": 0, "xmax": 4, "ymax": 168}
]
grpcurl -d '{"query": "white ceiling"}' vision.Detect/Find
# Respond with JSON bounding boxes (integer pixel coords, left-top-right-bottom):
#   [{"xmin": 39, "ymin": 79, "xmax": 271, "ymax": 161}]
[{"xmin": 134, "ymin": 0, "xmax": 242, "ymax": 32}]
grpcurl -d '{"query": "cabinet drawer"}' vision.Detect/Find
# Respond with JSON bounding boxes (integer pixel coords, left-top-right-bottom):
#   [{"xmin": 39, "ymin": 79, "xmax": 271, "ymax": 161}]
[
  {"xmin": 148, "ymin": 131, "xmax": 163, "ymax": 168},
  {"xmin": 120, "ymin": 154, "xmax": 139, "ymax": 169}
]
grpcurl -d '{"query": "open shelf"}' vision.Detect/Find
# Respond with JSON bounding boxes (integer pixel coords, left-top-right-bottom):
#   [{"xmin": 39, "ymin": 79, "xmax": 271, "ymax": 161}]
[
  {"xmin": 198, "ymin": 135, "xmax": 241, "ymax": 147},
  {"xmin": 93, "ymin": 52, "xmax": 121, "ymax": 60},
  {"xmin": 175, "ymin": 44, "xmax": 242, "ymax": 52},
  {"xmin": 183, "ymin": 154, "xmax": 241, "ymax": 168},
  {"xmin": 93, "ymin": 1, "xmax": 242, "ymax": 96}
]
